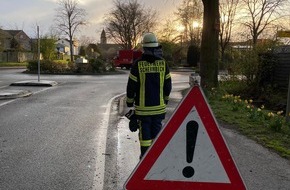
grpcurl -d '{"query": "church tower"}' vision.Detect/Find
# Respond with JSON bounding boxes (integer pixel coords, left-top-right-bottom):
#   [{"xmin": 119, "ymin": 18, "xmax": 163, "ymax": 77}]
[{"xmin": 100, "ymin": 29, "xmax": 107, "ymax": 44}]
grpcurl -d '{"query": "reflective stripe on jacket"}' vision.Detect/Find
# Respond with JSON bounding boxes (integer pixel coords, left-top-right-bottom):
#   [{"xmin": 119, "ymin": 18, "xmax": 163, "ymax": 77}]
[{"xmin": 126, "ymin": 55, "xmax": 172, "ymax": 116}]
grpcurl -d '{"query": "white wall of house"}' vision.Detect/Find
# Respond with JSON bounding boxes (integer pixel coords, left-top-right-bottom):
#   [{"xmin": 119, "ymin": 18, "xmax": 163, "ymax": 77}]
[{"xmin": 55, "ymin": 39, "xmax": 79, "ymax": 55}]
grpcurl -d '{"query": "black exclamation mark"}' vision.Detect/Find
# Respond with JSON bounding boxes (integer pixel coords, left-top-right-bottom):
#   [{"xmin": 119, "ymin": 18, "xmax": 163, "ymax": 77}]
[{"xmin": 182, "ymin": 120, "xmax": 199, "ymax": 178}]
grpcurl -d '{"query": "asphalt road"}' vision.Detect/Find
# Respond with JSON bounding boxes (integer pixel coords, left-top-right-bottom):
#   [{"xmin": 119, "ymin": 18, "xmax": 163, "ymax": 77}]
[
  {"xmin": 0, "ymin": 68, "xmax": 130, "ymax": 189},
  {"xmin": 0, "ymin": 68, "xmax": 193, "ymax": 190},
  {"xmin": 1, "ymin": 68, "xmax": 290, "ymax": 190}
]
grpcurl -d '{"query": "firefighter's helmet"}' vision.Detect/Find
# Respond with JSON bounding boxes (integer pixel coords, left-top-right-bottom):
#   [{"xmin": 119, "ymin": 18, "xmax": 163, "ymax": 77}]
[{"xmin": 141, "ymin": 32, "xmax": 158, "ymax": 47}]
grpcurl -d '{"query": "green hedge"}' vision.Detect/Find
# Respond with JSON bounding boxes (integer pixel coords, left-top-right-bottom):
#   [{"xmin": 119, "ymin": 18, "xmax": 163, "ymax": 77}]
[
  {"xmin": 27, "ymin": 59, "xmax": 114, "ymax": 74},
  {"xmin": 27, "ymin": 60, "xmax": 71, "ymax": 73}
]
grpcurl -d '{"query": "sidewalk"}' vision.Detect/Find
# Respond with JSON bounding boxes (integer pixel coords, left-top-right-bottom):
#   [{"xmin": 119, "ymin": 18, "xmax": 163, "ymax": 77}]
[
  {"xmin": 116, "ymin": 90, "xmax": 183, "ymax": 190},
  {"xmin": 116, "ymin": 88, "xmax": 290, "ymax": 190}
]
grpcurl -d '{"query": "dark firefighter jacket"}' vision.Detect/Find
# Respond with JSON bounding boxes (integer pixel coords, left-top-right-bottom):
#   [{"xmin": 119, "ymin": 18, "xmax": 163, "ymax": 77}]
[{"xmin": 126, "ymin": 54, "xmax": 172, "ymax": 117}]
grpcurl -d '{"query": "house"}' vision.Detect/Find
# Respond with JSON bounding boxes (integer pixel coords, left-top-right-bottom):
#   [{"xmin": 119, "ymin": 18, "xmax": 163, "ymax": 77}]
[
  {"xmin": 0, "ymin": 29, "xmax": 35, "ymax": 62},
  {"xmin": 230, "ymin": 39, "xmax": 276, "ymax": 50},
  {"xmin": 55, "ymin": 39, "xmax": 79, "ymax": 56},
  {"xmin": 0, "ymin": 30, "xmax": 31, "ymax": 51},
  {"xmin": 0, "ymin": 29, "xmax": 8, "ymax": 51}
]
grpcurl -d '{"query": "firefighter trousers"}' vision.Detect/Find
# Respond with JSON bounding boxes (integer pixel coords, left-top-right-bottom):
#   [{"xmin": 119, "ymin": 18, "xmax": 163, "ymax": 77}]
[{"xmin": 138, "ymin": 115, "xmax": 164, "ymax": 158}]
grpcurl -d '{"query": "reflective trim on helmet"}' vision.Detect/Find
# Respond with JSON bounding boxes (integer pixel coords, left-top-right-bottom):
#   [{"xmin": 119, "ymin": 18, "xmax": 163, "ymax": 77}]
[{"xmin": 142, "ymin": 32, "xmax": 159, "ymax": 47}]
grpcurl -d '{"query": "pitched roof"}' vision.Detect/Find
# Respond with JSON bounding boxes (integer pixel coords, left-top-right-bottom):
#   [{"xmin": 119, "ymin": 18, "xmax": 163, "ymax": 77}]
[
  {"xmin": 4, "ymin": 30, "xmax": 22, "ymax": 36},
  {"xmin": 0, "ymin": 29, "xmax": 12, "ymax": 38}
]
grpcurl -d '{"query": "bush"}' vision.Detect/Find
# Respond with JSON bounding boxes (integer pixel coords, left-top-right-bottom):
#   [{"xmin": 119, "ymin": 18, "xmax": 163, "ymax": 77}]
[
  {"xmin": 27, "ymin": 60, "xmax": 69, "ymax": 73},
  {"xmin": 27, "ymin": 59, "xmax": 115, "ymax": 74},
  {"xmin": 74, "ymin": 58, "xmax": 115, "ymax": 73},
  {"xmin": 89, "ymin": 58, "xmax": 114, "ymax": 73},
  {"xmin": 187, "ymin": 45, "xmax": 200, "ymax": 67}
]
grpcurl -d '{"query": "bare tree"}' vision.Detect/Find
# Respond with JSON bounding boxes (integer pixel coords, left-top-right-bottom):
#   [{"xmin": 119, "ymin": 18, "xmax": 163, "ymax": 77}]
[
  {"xmin": 240, "ymin": 0, "xmax": 287, "ymax": 46},
  {"xmin": 104, "ymin": 0, "xmax": 157, "ymax": 49},
  {"xmin": 219, "ymin": 0, "xmax": 239, "ymax": 68},
  {"xmin": 54, "ymin": 0, "xmax": 87, "ymax": 61},
  {"xmin": 175, "ymin": 0, "xmax": 203, "ymax": 45},
  {"xmin": 79, "ymin": 35, "xmax": 96, "ymax": 47},
  {"xmin": 158, "ymin": 18, "xmax": 179, "ymax": 42}
]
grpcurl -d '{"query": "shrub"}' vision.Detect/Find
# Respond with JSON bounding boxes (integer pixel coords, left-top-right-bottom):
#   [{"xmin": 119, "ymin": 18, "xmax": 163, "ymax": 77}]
[
  {"xmin": 187, "ymin": 45, "xmax": 200, "ymax": 67},
  {"xmin": 89, "ymin": 58, "xmax": 114, "ymax": 73},
  {"xmin": 27, "ymin": 59, "xmax": 115, "ymax": 74},
  {"xmin": 27, "ymin": 60, "xmax": 69, "ymax": 73}
]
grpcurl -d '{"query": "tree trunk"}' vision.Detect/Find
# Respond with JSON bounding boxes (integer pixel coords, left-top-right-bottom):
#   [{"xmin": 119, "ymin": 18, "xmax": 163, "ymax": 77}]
[
  {"xmin": 69, "ymin": 42, "xmax": 74, "ymax": 61},
  {"xmin": 69, "ymin": 33, "xmax": 74, "ymax": 62},
  {"xmin": 200, "ymin": 0, "xmax": 219, "ymax": 88}
]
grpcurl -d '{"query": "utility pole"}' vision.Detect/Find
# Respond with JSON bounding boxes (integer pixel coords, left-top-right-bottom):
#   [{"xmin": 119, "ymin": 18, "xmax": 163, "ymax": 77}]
[{"xmin": 37, "ymin": 26, "xmax": 40, "ymax": 82}]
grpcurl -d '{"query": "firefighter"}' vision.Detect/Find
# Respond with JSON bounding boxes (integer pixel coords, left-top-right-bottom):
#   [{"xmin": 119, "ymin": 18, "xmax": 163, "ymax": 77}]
[{"xmin": 126, "ymin": 32, "xmax": 172, "ymax": 159}]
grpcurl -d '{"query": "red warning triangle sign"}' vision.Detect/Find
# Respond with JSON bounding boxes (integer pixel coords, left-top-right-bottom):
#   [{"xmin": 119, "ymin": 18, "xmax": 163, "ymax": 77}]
[{"xmin": 124, "ymin": 86, "xmax": 247, "ymax": 190}]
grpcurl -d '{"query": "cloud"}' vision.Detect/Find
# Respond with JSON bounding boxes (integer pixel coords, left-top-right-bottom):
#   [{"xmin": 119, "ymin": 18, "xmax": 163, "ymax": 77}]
[{"xmin": 1, "ymin": 0, "xmax": 182, "ymax": 40}]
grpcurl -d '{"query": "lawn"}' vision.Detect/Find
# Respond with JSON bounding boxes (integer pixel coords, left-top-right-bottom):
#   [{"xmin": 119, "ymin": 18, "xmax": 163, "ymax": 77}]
[
  {"xmin": 182, "ymin": 87, "xmax": 290, "ymax": 160},
  {"xmin": 208, "ymin": 89, "xmax": 290, "ymax": 160},
  {"xmin": 0, "ymin": 62, "xmax": 28, "ymax": 67}
]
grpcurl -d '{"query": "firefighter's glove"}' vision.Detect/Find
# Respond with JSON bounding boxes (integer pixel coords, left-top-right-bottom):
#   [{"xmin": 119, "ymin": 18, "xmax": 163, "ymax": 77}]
[
  {"xmin": 125, "ymin": 109, "xmax": 139, "ymax": 132},
  {"xmin": 129, "ymin": 119, "xmax": 139, "ymax": 132}
]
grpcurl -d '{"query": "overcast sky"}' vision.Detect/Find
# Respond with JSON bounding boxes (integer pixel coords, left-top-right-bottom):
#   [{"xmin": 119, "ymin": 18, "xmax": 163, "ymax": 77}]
[{"xmin": 0, "ymin": 0, "xmax": 181, "ymax": 42}]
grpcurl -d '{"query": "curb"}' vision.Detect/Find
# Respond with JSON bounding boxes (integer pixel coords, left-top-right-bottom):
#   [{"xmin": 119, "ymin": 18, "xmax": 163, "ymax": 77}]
[
  {"xmin": 119, "ymin": 95, "xmax": 126, "ymax": 115},
  {"xmin": 0, "ymin": 67, "xmax": 26, "ymax": 70},
  {"xmin": 118, "ymin": 94, "xmax": 132, "ymax": 118},
  {"xmin": 10, "ymin": 80, "xmax": 58, "ymax": 87},
  {"xmin": 0, "ymin": 90, "xmax": 32, "ymax": 100}
]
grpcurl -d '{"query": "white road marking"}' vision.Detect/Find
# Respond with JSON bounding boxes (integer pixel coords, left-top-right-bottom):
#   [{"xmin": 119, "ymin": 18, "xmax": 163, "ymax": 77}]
[
  {"xmin": 0, "ymin": 87, "xmax": 52, "ymax": 108},
  {"xmin": 93, "ymin": 92, "xmax": 125, "ymax": 190},
  {"xmin": 0, "ymin": 99, "xmax": 16, "ymax": 107},
  {"xmin": 0, "ymin": 85, "xmax": 8, "ymax": 89}
]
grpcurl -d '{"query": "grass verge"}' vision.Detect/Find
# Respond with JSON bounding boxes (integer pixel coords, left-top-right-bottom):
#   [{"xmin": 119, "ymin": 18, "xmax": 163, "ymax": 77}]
[
  {"xmin": 182, "ymin": 87, "xmax": 290, "ymax": 160},
  {"xmin": 0, "ymin": 62, "xmax": 28, "ymax": 67},
  {"xmin": 208, "ymin": 90, "xmax": 290, "ymax": 160}
]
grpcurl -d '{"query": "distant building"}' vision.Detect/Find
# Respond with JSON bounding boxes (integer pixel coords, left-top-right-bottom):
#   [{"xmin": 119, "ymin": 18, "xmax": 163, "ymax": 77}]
[
  {"xmin": 0, "ymin": 30, "xmax": 31, "ymax": 51},
  {"xmin": 230, "ymin": 39, "xmax": 275, "ymax": 50},
  {"xmin": 100, "ymin": 29, "xmax": 107, "ymax": 44},
  {"xmin": 276, "ymin": 30, "xmax": 290, "ymax": 45},
  {"xmin": 95, "ymin": 29, "xmax": 122, "ymax": 60},
  {"xmin": 55, "ymin": 39, "xmax": 79, "ymax": 55}
]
